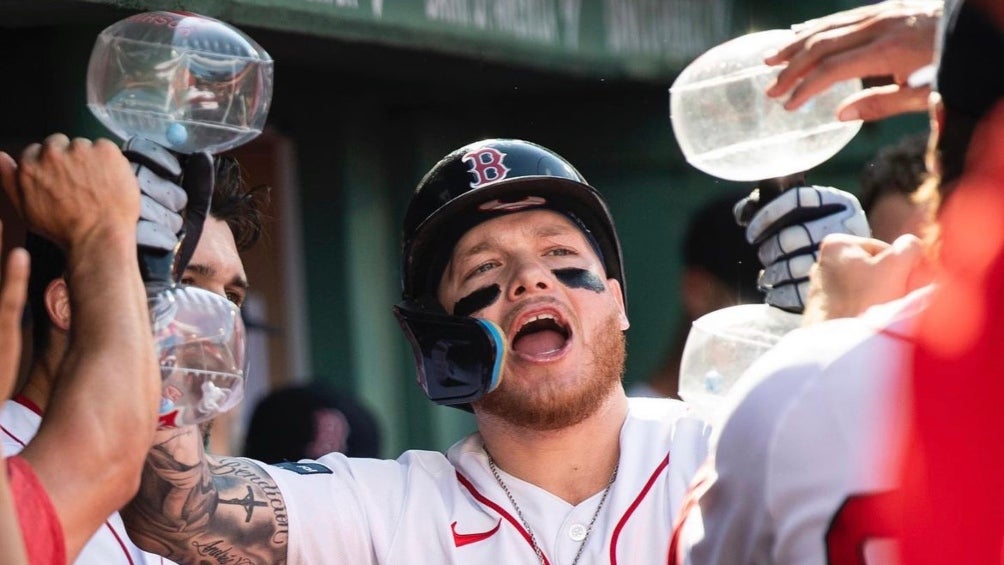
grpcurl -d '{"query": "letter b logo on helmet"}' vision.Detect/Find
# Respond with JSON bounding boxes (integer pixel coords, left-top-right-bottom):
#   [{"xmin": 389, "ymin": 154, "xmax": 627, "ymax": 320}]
[{"xmin": 462, "ymin": 148, "xmax": 511, "ymax": 188}]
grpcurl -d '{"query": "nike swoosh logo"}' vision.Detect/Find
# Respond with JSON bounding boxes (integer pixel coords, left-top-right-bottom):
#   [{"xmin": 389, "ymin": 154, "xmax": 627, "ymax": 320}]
[{"xmin": 451, "ymin": 519, "xmax": 502, "ymax": 547}]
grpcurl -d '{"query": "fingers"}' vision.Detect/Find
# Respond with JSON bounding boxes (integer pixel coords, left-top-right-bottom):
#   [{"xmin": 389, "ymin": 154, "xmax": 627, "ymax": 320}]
[
  {"xmin": 780, "ymin": 42, "xmax": 891, "ymax": 110},
  {"xmin": 765, "ymin": 2, "xmax": 939, "ymax": 115},
  {"xmin": 761, "ymin": 253, "xmax": 817, "ymax": 287},
  {"xmin": 836, "ymin": 84, "xmax": 931, "ymax": 122},
  {"xmin": 818, "ymin": 232, "xmax": 890, "ymax": 258},
  {"xmin": 882, "ymin": 233, "xmax": 928, "ymax": 275},
  {"xmin": 764, "ymin": 280, "xmax": 810, "ymax": 313},
  {"xmin": 0, "ymin": 246, "xmax": 29, "ymax": 399},
  {"xmin": 137, "ymin": 220, "xmax": 182, "ymax": 251},
  {"xmin": 27, "ymin": 134, "xmax": 70, "ymax": 163},
  {"xmin": 813, "ymin": 232, "xmax": 926, "ymax": 318},
  {"xmin": 0, "ymin": 152, "xmax": 20, "ymax": 214},
  {"xmin": 767, "ymin": 25, "xmax": 873, "ymax": 102},
  {"xmin": 136, "ymin": 169, "xmax": 188, "ymax": 212},
  {"xmin": 765, "ymin": 7, "xmax": 875, "ymax": 65},
  {"xmin": 746, "ymin": 186, "xmax": 835, "ymax": 243}
]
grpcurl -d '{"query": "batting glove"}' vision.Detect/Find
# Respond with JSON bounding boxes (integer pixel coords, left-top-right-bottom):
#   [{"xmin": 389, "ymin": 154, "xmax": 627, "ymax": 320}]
[
  {"xmin": 123, "ymin": 137, "xmax": 187, "ymax": 253},
  {"xmin": 736, "ymin": 185, "xmax": 871, "ymax": 312},
  {"xmin": 123, "ymin": 137, "xmax": 214, "ymax": 279}
]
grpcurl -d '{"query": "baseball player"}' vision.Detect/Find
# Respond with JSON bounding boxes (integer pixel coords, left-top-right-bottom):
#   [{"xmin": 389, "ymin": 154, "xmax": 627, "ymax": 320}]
[
  {"xmin": 671, "ymin": 0, "xmax": 1003, "ymax": 563},
  {"xmin": 122, "ymin": 138, "xmax": 712, "ymax": 564}
]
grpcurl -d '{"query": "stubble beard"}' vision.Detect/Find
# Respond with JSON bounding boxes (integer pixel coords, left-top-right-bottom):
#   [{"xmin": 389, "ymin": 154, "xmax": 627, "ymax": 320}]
[{"xmin": 475, "ymin": 312, "xmax": 626, "ymax": 431}]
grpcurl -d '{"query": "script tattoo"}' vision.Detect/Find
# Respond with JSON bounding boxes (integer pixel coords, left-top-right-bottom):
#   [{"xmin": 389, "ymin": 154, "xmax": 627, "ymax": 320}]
[
  {"xmin": 120, "ymin": 427, "xmax": 289, "ymax": 564},
  {"xmin": 192, "ymin": 539, "xmax": 257, "ymax": 565}
]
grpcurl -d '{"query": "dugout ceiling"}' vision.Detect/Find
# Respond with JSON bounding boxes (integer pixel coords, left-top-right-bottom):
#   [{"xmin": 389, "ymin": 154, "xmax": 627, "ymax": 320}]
[{"xmin": 73, "ymin": 0, "xmax": 736, "ymax": 82}]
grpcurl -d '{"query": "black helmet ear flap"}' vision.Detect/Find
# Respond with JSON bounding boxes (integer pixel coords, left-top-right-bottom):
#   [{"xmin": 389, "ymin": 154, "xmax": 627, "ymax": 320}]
[{"xmin": 392, "ymin": 300, "xmax": 506, "ymax": 409}]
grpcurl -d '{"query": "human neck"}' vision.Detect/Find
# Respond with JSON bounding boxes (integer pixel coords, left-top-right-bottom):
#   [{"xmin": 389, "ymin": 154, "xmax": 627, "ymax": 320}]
[
  {"xmin": 19, "ymin": 359, "xmax": 58, "ymax": 414},
  {"xmin": 477, "ymin": 389, "xmax": 628, "ymax": 505}
]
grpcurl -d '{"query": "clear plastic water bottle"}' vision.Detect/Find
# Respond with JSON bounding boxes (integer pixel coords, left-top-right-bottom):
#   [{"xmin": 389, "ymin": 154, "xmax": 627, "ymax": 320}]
[
  {"xmin": 86, "ymin": 11, "xmax": 272, "ymax": 428},
  {"xmin": 87, "ymin": 11, "xmax": 273, "ymax": 154},
  {"xmin": 150, "ymin": 284, "xmax": 247, "ymax": 428},
  {"xmin": 669, "ymin": 29, "xmax": 862, "ymax": 182},
  {"xmin": 669, "ymin": 29, "xmax": 862, "ymax": 419},
  {"xmin": 678, "ymin": 304, "xmax": 802, "ymax": 420}
]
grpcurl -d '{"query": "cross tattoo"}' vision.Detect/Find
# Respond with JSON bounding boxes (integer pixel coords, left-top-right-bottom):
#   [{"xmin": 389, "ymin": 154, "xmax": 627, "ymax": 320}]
[{"xmin": 219, "ymin": 485, "xmax": 268, "ymax": 523}]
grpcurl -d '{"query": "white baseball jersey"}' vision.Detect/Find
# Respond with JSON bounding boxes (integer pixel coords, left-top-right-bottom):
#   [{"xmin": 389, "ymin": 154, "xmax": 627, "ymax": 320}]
[
  {"xmin": 263, "ymin": 397, "xmax": 709, "ymax": 564},
  {"xmin": 672, "ymin": 287, "xmax": 932, "ymax": 565},
  {"xmin": 0, "ymin": 398, "xmax": 175, "ymax": 565}
]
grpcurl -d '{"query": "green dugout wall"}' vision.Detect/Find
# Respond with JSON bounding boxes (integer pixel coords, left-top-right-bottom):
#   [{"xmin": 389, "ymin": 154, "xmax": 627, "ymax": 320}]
[{"xmin": 0, "ymin": 0, "xmax": 925, "ymax": 456}]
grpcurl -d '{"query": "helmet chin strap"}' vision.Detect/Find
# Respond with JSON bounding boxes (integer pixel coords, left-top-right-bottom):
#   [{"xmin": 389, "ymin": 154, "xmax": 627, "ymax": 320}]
[{"xmin": 392, "ymin": 299, "xmax": 506, "ymax": 410}]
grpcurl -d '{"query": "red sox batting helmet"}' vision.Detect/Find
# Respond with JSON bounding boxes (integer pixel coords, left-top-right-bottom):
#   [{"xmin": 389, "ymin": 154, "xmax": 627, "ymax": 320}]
[{"xmin": 393, "ymin": 138, "xmax": 626, "ymax": 408}]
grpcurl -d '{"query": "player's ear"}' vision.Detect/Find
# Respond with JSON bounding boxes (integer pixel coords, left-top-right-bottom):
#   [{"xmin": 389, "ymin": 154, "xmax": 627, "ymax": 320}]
[
  {"xmin": 607, "ymin": 278, "xmax": 630, "ymax": 331},
  {"xmin": 44, "ymin": 277, "xmax": 71, "ymax": 332}
]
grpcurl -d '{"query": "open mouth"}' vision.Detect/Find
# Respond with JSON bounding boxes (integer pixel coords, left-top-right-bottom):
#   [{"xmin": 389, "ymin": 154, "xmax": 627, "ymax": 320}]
[{"xmin": 511, "ymin": 312, "xmax": 571, "ymax": 358}]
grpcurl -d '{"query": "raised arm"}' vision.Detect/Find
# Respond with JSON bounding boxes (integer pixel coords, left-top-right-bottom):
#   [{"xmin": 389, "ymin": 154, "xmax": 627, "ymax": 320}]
[
  {"xmin": 0, "ymin": 134, "xmax": 161, "ymax": 559},
  {"xmin": 122, "ymin": 424, "xmax": 290, "ymax": 563},
  {"xmin": 0, "ymin": 222, "xmax": 30, "ymax": 565}
]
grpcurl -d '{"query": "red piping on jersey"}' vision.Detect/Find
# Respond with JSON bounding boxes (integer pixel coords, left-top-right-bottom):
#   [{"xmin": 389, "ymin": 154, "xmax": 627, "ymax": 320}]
[
  {"xmin": 2, "ymin": 425, "xmax": 26, "ymax": 447},
  {"xmin": 6, "ymin": 396, "xmax": 138, "ymax": 565},
  {"xmin": 610, "ymin": 454, "xmax": 670, "ymax": 565},
  {"xmin": 13, "ymin": 395, "xmax": 43, "ymax": 416},
  {"xmin": 106, "ymin": 524, "xmax": 137, "ymax": 565},
  {"xmin": 456, "ymin": 471, "xmax": 552, "ymax": 565},
  {"xmin": 667, "ymin": 460, "xmax": 716, "ymax": 565}
]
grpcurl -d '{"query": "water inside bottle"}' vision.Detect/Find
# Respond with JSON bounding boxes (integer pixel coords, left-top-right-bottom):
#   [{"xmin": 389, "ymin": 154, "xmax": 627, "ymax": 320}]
[{"xmin": 669, "ymin": 29, "xmax": 862, "ymax": 182}]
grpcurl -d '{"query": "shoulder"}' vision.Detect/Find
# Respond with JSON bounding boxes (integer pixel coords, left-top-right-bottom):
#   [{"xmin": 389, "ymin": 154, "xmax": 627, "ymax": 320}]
[
  {"xmin": 712, "ymin": 292, "xmax": 926, "ymax": 491},
  {"xmin": 719, "ymin": 317, "xmax": 893, "ymax": 446},
  {"xmin": 624, "ymin": 397, "xmax": 709, "ymax": 449},
  {"xmin": 623, "ymin": 397, "xmax": 712, "ymax": 480},
  {"xmin": 627, "ymin": 396, "xmax": 698, "ymax": 421},
  {"xmin": 731, "ymin": 288, "xmax": 929, "ymax": 414}
]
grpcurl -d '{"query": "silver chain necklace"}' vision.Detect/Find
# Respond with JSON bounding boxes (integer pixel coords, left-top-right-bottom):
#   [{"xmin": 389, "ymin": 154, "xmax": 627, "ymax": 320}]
[{"xmin": 486, "ymin": 451, "xmax": 619, "ymax": 565}]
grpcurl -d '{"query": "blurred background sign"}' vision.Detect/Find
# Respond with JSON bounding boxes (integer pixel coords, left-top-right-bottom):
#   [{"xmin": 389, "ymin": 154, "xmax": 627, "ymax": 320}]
[{"xmin": 81, "ymin": 0, "xmax": 736, "ymax": 80}]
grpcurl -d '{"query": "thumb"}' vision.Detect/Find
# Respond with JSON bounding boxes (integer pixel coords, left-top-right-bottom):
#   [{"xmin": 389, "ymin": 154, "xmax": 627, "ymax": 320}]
[
  {"xmin": 877, "ymin": 234, "xmax": 928, "ymax": 293},
  {"xmin": 837, "ymin": 84, "xmax": 931, "ymax": 122}
]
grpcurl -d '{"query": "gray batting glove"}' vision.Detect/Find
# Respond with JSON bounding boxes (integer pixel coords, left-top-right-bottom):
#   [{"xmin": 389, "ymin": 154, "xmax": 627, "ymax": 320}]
[
  {"xmin": 122, "ymin": 137, "xmax": 188, "ymax": 253},
  {"xmin": 739, "ymin": 185, "xmax": 871, "ymax": 312}
]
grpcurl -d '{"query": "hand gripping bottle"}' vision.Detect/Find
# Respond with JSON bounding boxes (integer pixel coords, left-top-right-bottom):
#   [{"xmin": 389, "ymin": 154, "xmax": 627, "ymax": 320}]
[
  {"xmin": 669, "ymin": 29, "xmax": 862, "ymax": 420},
  {"xmin": 87, "ymin": 11, "xmax": 273, "ymax": 428}
]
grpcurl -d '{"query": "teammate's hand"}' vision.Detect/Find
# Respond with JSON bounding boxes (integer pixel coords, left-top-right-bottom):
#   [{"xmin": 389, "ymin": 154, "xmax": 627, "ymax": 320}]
[
  {"xmin": 765, "ymin": 0, "xmax": 941, "ymax": 121},
  {"xmin": 0, "ymin": 134, "xmax": 140, "ymax": 252},
  {"xmin": 0, "ymin": 222, "xmax": 29, "ymax": 401},
  {"xmin": 803, "ymin": 232, "xmax": 930, "ymax": 325},
  {"xmin": 739, "ymin": 185, "xmax": 871, "ymax": 313},
  {"xmin": 123, "ymin": 137, "xmax": 188, "ymax": 253}
]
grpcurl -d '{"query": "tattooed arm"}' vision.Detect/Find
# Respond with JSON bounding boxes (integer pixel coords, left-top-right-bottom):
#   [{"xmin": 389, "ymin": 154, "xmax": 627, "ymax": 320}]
[{"xmin": 122, "ymin": 425, "xmax": 289, "ymax": 564}]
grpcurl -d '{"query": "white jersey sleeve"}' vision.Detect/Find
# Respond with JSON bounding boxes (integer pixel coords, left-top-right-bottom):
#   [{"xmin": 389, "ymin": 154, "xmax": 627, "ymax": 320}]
[
  {"xmin": 263, "ymin": 449, "xmax": 455, "ymax": 565},
  {"xmin": 674, "ymin": 290, "xmax": 925, "ymax": 565}
]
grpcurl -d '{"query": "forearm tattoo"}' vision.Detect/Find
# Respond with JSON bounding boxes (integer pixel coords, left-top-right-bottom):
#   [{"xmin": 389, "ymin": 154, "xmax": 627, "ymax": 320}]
[{"xmin": 121, "ymin": 428, "xmax": 289, "ymax": 564}]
